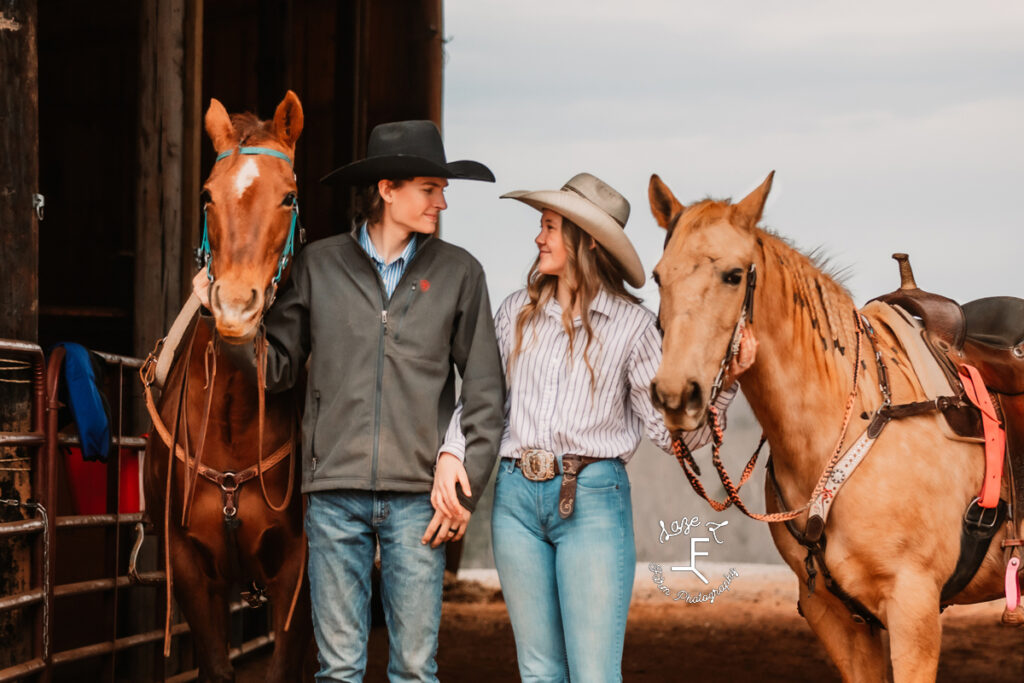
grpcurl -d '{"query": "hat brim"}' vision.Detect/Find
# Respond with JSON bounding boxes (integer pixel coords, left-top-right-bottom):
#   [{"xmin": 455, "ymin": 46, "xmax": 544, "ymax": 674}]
[
  {"xmin": 501, "ymin": 189, "xmax": 646, "ymax": 288},
  {"xmin": 320, "ymin": 155, "xmax": 495, "ymax": 185}
]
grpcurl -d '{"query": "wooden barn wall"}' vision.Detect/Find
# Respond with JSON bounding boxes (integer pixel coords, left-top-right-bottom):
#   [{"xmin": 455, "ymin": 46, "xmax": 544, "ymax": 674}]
[
  {"xmin": 35, "ymin": 0, "xmax": 140, "ymax": 355},
  {"xmin": 0, "ymin": 0, "xmax": 39, "ymax": 344},
  {"xmin": 0, "ymin": 0, "xmax": 38, "ymax": 671}
]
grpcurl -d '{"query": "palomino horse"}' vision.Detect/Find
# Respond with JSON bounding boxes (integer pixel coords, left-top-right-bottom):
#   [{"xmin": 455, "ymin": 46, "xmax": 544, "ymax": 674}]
[
  {"xmin": 647, "ymin": 172, "xmax": 1016, "ymax": 682},
  {"xmin": 141, "ymin": 92, "xmax": 311, "ymax": 682}
]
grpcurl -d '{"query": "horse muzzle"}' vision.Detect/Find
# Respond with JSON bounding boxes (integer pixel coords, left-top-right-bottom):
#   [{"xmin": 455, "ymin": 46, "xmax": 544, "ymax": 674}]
[
  {"xmin": 210, "ymin": 281, "xmax": 263, "ymax": 342},
  {"xmin": 650, "ymin": 377, "xmax": 708, "ymax": 432}
]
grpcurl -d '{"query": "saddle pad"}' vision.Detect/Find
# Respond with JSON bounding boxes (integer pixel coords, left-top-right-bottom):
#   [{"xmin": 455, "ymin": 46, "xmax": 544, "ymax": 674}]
[
  {"xmin": 155, "ymin": 293, "xmax": 201, "ymax": 389},
  {"xmin": 861, "ymin": 300, "xmax": 983, "ymax": 444}
]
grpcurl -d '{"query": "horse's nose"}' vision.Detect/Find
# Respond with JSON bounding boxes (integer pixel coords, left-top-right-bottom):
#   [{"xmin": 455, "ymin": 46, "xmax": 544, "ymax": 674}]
[
  {"xmin": 650, "ymin": 378, "xmax": 704, "ymax": 416},
  {"xmin": 210, "ymin": 282, "xmax": 262, "ymax": 332}
]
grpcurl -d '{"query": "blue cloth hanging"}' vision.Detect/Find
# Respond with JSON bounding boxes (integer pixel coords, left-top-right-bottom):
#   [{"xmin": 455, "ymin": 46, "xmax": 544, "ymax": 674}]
[{"xmin": 54, "ymin": 343, "xmax": 111, "ymax": 462}]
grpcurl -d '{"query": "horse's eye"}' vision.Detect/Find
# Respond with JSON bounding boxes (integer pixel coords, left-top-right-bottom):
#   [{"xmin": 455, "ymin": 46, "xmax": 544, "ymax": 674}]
[
  {"xmin": 723, "ymin": 268, "xmax": 744, "ymax": 286},
  {"xmin": 281, "ymin": 192, "xmax": 297, "ymax": 208}
]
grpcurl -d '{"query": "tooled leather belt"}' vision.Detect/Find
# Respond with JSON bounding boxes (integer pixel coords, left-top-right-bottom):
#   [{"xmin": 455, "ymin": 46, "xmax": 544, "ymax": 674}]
[{"xmin": 510, "ymin": 449, "xmax": 605, "ymax": 519}]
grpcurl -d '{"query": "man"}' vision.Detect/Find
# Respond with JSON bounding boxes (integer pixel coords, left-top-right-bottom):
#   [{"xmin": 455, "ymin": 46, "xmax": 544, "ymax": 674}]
[{"xmin": 197, "ymin": 120, "xmax": 504, "ymax": 681}]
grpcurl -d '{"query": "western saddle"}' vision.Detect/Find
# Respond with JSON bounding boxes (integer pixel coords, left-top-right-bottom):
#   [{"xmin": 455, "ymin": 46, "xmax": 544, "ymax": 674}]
[{"xmin": 872, "ymin": 253, "xmax": 1024, "ymax": 621}]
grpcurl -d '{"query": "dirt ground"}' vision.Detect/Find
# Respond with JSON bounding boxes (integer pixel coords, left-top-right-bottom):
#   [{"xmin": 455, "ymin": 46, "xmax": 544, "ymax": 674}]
[{"xmin": 238, "ymin": 563, "xmax": 1024, "ymax": 682}]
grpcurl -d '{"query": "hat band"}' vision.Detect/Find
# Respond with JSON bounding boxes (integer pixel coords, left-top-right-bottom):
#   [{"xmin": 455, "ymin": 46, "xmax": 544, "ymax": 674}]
[{"xmin": 560, "ymin": 184, "xmax": 626, "ymax": 228}]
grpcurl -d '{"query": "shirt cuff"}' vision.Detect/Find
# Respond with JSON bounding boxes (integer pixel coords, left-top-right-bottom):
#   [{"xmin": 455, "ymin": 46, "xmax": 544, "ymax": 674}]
[{"xmin": 437, "ymin": 442, "xmax": 466, "ymax": 463}]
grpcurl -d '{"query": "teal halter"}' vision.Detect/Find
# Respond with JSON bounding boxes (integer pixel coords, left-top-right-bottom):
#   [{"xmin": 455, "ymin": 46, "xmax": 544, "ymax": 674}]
[{"xmin": 199, "ymin": 146, "xmax": 301, "ymax": 288}]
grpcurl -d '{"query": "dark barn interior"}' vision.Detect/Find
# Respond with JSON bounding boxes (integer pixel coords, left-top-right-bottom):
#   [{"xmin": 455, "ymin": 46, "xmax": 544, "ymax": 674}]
[{"xmin": 1, "ymin": 0, "xmax": 444, "ymax": 679}]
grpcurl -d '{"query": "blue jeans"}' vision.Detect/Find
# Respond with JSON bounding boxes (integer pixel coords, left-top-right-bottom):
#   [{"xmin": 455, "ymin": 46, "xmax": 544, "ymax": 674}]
[
  {"xmin": 305, "ymin": 490, "xmax": 445, "ymax": 682},
  {"xmin": 492, "ymin": 457, "xmax": 636, "ymax": 682}
]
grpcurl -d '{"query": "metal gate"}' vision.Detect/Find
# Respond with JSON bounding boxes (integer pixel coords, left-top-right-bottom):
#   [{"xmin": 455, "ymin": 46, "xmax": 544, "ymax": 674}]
[{"xmin": 0, "ymin": 340, "xmax": 273, "ymax": 681}]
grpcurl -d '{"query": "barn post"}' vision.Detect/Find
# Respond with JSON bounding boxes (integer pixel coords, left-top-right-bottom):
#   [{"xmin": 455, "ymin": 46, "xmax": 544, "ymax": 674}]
[
  {"xmin": 0, "ymin": 0, "xmax": 39, "ymax": 671},
  {"xmin": 135, "ymin": 0, "xmax": 188, "ymax": 358}
]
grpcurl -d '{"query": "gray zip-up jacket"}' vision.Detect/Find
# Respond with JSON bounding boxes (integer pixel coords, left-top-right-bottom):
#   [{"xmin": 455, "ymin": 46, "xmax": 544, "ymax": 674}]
[{"xmin": 254, "ymin": 232, "xmax": 504, "ymax": 511}]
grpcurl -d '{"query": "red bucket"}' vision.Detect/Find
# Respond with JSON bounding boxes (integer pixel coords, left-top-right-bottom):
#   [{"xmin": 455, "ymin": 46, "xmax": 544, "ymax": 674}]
[{"xmin": 63, "ymin": 446, "xmax": 143, "ymax": 514}]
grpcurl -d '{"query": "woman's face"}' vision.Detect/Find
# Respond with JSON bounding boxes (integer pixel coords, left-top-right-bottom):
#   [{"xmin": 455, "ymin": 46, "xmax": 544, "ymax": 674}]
[
  {"xmin": 535, "ymin": 209, "xmax": 568, "ymax": 277},
  {"xmin": 380, "ymin": 176, "xmax": 448, "ymax": 235}
]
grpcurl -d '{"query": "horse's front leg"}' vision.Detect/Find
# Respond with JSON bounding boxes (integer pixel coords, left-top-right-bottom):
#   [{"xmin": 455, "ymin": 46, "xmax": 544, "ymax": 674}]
[
  {"xmin": 883, "ymin": 573, "xmax": 942, "ymax": 683},
  {"xmin": 170, "ymin": 525, "xmax": 235, "ymax": 683},
  {"xmin": 797, "ymin": 580, "xmax": 889, "ymax": 682},
  {"xmin": 256, "ymin": 522, "xmax": 314, "ymax": 683}
]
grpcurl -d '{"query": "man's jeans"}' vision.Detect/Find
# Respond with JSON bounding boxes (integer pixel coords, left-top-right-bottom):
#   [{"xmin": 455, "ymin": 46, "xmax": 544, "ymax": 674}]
[
  {"xmin": 306, "ymin": 490, "xmax": 444, "ymax": 682},
  {"xmin": 492, "ymin": 457, "xmax": 636, "ymax": 682}
]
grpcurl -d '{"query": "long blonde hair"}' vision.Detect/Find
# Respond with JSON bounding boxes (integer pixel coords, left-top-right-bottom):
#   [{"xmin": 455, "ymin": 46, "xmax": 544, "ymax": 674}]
[{"xmin": 510, "ymin": 217, "xmax": 641, "ymax": 389}]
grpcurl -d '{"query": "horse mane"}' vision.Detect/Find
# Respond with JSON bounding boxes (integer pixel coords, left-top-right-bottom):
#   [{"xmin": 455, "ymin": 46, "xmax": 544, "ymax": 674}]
[
  {"xmin": 755, "ymin": 227, "xmax": 859, "ymax": 359},
  {"xmin": 230, "ymin": 112, "xmax": 276, "ymax": 145}
]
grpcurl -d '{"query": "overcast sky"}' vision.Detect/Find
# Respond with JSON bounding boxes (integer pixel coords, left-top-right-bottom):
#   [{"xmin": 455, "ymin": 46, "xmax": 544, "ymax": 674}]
[{"xmin": 438, "ymin": 0, "xmax": 1023, "ymax": 311}]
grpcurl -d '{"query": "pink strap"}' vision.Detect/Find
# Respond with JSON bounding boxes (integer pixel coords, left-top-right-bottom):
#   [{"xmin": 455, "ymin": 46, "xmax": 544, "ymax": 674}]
[
  {"xmin": 958, "ymin": 364, "xmax": 1005, "ymax": 508},
  {"xmin": 1006, "ymin": 557, "xmax": 1021, "ymax": 611}
]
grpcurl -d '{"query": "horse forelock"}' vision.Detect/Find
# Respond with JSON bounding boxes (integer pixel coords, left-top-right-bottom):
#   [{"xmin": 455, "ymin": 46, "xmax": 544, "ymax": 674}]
[{"xmin": 229, "ymin": 112, "xmax": 276, "ymax": 146}]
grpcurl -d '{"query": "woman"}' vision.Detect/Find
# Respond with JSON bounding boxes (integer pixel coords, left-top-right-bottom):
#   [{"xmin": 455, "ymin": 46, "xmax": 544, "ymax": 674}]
[
  {"xmin": 197, "ymin": 120, "xmax": 504, "ymax": 682},
  {"xmin": 438, "ymin": 173, "xmax": 746, "ymax": 681}
]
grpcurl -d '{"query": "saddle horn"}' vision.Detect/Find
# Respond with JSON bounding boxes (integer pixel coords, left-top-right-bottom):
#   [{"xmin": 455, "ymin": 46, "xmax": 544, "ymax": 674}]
[{"xmin": 892, "ymin": 253, "xmax": 918, "ymax": 290}]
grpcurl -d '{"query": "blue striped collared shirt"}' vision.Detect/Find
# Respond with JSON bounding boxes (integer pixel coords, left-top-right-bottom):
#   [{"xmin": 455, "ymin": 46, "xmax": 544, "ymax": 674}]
[
  {"xmin": 440, "ymin": 287, "xmax": 736, "ymax": 462},
  {"xmin": 357, "ymin": 224, "xmax": 418, "ymax": 299}
]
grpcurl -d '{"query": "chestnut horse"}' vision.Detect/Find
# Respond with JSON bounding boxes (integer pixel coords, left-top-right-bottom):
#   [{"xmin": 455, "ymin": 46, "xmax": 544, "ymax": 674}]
[
  {"xmin": 647, "ymin": 172, "xmax": 1014, "ymax": 682},
  {"xmin": 142, "ymin": 92, "xmax": 311, "ymax": 682}
]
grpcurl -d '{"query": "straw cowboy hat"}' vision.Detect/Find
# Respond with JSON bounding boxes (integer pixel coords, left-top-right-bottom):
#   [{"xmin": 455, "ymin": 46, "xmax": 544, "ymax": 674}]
[
  {"xmin": 502, "ymin": 173, "xmax": 645, "ymax": 288},
  {"xmin": 320, "ymin": 120, "xmax": 495, "ymax": 185}
]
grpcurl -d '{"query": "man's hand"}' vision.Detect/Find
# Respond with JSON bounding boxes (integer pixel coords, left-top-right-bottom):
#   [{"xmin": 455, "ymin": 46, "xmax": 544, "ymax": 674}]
[
  {"xmin": 193, "ymin": 269, "xmax": 212, "ymax": 309},
  {"xmin": 420, "ymin": 508, "xmax": 472, "ymax": 548},
  {"xmin": 432, "ymin": 452, "xmax": 472, "ymax": 519}
]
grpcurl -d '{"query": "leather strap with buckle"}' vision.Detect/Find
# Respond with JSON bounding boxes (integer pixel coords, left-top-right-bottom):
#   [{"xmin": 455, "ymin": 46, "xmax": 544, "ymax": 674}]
[
  {"xmin": 518, "ymin": 449, "xmax": 558, "ymax": 481},
  {"xmin": 511, "ymin": 451, "xmax": 606, "ymax": 519}
]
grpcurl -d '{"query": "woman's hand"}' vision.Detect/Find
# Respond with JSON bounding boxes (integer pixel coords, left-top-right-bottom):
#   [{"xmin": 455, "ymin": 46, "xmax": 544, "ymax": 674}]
[
  {"xmin": 723, "ymin": 325, "xmax": 758, "ymax": 387},
  {"xmin": 420, "ymin": 508, "xmax": 472, "ymax": 548},
  {"xmin": 432, "ymin": 452, "xmax": 472, "ymax": 519},
  {"xmin": 192, "ymin": 269, "xmax": 212, "ymax": 309}
]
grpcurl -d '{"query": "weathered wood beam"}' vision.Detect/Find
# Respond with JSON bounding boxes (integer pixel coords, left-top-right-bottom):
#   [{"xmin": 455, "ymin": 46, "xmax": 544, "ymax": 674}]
[
  {"xmin": 134, "ymin": 0, "xmax": 186, "ymax": 357},
  {"xmin": 0, "ymin": 0, "xmax": 39, "ymax": 343}
]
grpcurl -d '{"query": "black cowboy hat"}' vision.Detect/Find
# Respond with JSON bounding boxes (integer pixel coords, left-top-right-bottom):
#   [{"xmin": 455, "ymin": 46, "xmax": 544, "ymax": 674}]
[{"xmin": 319, "ymin": 120, "xmax": 495, "ymax": 185}]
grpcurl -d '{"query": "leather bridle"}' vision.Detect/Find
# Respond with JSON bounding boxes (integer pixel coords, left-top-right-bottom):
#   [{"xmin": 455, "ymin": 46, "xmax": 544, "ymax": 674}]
[{"xmin": 196, "ymin": 146, "xmax": 304, "ymax": 309}]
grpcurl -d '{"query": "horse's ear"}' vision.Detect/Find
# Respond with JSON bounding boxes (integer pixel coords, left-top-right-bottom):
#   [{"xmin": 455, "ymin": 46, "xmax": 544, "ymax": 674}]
[
  {"xmin": 648, "ymin": 174, "xmax": 685, "ymax": 230},
  {"xmin": 733, "ymin": 171, "xmax": 775, "ymax": 230},
  {"xmin": 273, "ymin": 90, "xmax": 304, "ymax": 149},
  {"xmin": 204, "ymin": 98, "xmax": 237, "ymax": 154}
]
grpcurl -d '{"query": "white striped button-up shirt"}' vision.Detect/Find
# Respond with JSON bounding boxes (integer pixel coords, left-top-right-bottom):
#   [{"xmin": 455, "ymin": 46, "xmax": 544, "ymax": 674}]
[
  {"xmin": 440, "ymin": 287, "xmax": 736, "ymax": 462},
  {"xmin": 357, "ymin": 224, "xmax": 418, "ymax": 299}
]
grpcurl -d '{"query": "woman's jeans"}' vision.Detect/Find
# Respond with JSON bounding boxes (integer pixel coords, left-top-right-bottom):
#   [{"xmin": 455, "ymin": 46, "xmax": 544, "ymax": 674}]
[
  {"xmin": 305, "ymin": 490, "xmax": 445, "ymax": 683},
  {"xmin": 492, "ymin": 457, "xmax": 636, "ymax": 682}
]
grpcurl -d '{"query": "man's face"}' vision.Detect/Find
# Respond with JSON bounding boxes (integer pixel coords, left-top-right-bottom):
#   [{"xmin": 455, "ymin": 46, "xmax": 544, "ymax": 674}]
[{"xmin": 383, "ymin": 176, "xmax": 449, "ymax": 235}]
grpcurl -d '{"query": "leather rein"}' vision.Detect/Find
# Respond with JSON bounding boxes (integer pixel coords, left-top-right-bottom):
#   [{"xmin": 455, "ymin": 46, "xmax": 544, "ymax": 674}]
[{"xmin": 669, "ymin": 260, "xmax": 868, "ymax": 523}]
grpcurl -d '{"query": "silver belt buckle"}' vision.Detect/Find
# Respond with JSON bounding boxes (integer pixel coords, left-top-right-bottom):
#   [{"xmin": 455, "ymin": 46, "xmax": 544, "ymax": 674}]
[{"xmin": 520, "ymin": 449, "xmax": 557, "ymax": 482}]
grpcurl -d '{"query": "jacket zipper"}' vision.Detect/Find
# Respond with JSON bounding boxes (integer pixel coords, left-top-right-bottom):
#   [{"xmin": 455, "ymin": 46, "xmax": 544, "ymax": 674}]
[
  {"xmin": 352, "ymin": 233, "xmax": 432, "ymax": 489},
  {"xmin": 310, "ymin": 389, "xmax": 321, "ymax": 473}
]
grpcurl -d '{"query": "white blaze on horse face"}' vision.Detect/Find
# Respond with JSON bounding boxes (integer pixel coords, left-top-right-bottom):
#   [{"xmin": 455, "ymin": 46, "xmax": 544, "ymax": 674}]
[{"xmin": 234, "ymin": 158, "xmax": 260, "ymax": 198}]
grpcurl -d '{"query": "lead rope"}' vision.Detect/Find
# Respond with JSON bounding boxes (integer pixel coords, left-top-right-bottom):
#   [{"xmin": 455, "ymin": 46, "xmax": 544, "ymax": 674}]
[
  {"xmin": 163, "ymin": 322, "xmax": 198, "ymax": 656},
  {"xmin": 254, "ymin": 328, "xmax": 302, "ymax": 632},
  {"xmin": 180, "ymin": 339, "xmax": 217, "ymax": 528},
  {"xmin": 672, "ymin": 309, "xmax": 864, "ymax": 522},
  {"xmin": 255, "ymin": 330, "xmax": 295, "ymax": 513}
]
